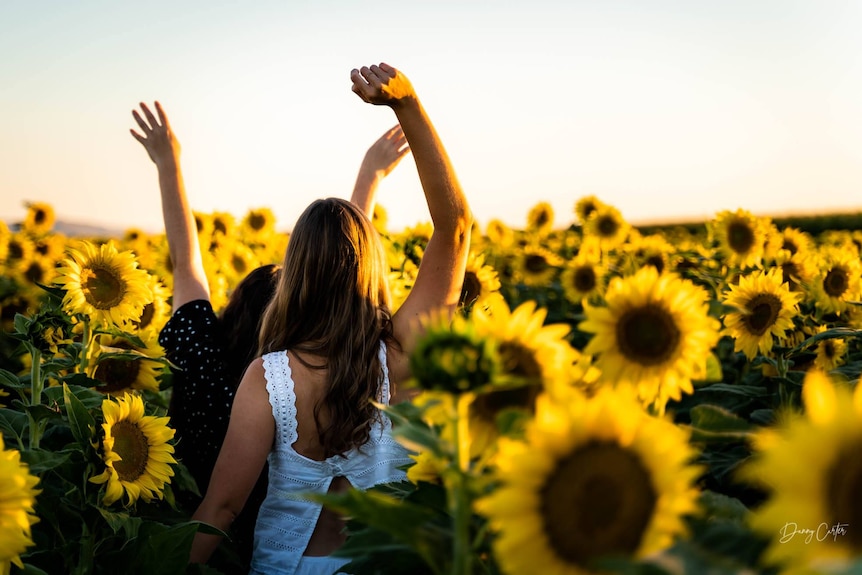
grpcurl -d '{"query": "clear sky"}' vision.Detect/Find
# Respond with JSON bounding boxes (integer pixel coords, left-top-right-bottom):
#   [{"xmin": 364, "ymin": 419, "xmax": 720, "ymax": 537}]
[{"xmin": 2, "ymin": 0, "xmax": 861, "ymax": 234}]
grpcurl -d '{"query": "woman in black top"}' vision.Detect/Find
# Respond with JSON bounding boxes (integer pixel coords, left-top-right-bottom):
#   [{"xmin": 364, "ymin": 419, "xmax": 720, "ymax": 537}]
[{"xmin": 130, "ymin": 102, "xmax": 408, "ymax": 571}]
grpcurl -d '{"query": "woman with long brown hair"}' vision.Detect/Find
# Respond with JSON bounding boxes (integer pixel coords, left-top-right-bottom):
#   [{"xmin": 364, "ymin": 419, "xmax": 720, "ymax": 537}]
[
  {"xmin": 131, "ymin": 99, "xmax": 410, "ymax": 573},
  {"xmin": 189, "ymin": 62, "xmax": 472, "ymax": 574}
]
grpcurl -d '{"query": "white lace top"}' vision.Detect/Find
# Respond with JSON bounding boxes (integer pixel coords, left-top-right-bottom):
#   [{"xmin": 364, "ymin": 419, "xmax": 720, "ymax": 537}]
[{"xmin": 251, "ymin": 342, "xmax": 413, "ymax": 575}]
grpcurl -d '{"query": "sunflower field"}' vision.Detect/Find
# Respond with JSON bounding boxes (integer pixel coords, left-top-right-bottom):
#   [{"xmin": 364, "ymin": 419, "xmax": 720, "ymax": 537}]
[{"xmin": 2, "ymin": 198, "xmax": 862, "ymax": 575}]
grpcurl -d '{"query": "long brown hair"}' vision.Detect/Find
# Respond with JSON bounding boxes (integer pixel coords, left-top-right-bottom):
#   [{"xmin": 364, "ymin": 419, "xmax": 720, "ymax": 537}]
[
  {"xmin": 258, "ymin": 198, "xmax": 394, "ymax": 457},
  {"xmin": 220, "ymin": 264, "xmax": 280, "ymax": 386}
]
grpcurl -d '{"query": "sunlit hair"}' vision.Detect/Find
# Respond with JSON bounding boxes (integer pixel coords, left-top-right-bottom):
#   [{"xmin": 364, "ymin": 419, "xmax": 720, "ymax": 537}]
[
  {"xmin": 220, "ymin": 264, "xmax": 281, "ymax": 386},
  {"xmin": 258, "ymin": 198, "xmax": 395, "ymax": 458}
]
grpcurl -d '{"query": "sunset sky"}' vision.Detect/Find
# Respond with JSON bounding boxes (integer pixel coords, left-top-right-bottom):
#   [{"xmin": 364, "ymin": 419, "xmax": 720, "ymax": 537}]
[{"xmin": 2, "ymin": 1, "xmax": 861, "ymax": 234}]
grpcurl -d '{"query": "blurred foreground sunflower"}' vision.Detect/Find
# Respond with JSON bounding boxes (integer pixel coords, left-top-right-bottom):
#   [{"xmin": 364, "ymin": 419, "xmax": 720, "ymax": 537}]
[
  {"xmin": 90, "ymin": 393, "xmax": 176, "ymax": 506},
  {"xmin": 738, "ymin": 370, "xmax": 862, "ymax": 571},
  {"xmin": 55, "ymin": 241, "xmax": 153, "ymax": 327},
  {"xmin": 0, "ymin": 437, "xmax": 40, "ymax": 575},
  {"xmin": 477, "ymin": 388, "xmax": 701, "ymax": 575},
  {"xmin": 579, "ymin": 267, "xmax": 720, "ymax": 413}
]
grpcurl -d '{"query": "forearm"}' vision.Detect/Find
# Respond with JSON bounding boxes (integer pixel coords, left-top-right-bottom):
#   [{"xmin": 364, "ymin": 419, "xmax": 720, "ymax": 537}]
[
  {"xmin": 157, "ymin": 161, "xmax": 204, "ymax": 273},
  {"xmin": 351, "ymin": 167, "xmax": 381, "ymax": 216},
  {"xmin": 392, "ymin": 99, "xmax": 471, "ymax": 237},
  {"xmin": 189, "ymin": 501, "xmax": 236, "ymax": 563}
]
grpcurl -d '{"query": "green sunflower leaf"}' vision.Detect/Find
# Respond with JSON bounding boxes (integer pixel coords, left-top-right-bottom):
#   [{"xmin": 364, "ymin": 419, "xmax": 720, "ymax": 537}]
[{"xmin": 63, "ymin": 383, "xmax": 96, "ymax": 446}]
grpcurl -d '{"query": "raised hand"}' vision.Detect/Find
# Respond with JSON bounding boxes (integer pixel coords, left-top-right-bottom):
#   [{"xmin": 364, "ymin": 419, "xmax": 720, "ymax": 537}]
[
  {"xmin": 350, "ymin": 63, "xmax": 416, "ymax": 107},
  {"xmin": 351, "ymin": 125, "xmax": 410, "ymax": 215},
  {"xmin": 130, "ymin": 101, "xmax": 181, "ymax": 168},
  {"xmin": 362, "ymin": 125, "xmax": 410, "ymax": 179}
]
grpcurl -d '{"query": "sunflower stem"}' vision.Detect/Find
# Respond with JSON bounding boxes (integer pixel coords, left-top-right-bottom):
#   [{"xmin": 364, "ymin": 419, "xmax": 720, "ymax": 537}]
[
  {"xmin": 451, "ymin": 392, "xmax": 473, "ymax": 575},
  {"xmin": 28, "ymin": 348, "xmax": 43, "ymax": 449}
]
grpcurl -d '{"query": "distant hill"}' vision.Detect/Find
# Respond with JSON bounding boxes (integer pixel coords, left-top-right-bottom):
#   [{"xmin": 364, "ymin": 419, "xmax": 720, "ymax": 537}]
[{"xmin": 7, "ymin": 219, "xmax": 126, "ymax": 239}]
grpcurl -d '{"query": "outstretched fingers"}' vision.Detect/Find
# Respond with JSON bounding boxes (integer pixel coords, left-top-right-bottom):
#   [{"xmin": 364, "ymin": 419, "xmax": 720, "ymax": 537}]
[{"xmin": 140, "ymin": 102, "xmax": 160, "ymax": 130}]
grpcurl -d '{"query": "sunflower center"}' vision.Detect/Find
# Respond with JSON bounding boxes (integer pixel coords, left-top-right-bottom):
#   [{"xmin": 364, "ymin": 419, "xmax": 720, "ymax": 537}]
[
  {"xmin": 194, "ymin": 214, "xmax": 206, "ymax": 234},
  {"xmin": 744, "ymin": 293, "xmax": 782, "ymax": 335},
  {"xmin": 541, "ymin": 442, "xmax": 657, "ymax": 566},
  {"xmin": 822, "ymin": 340, "xmax": 836, "ymax": 359},
  {"xmin": 95, "ymin": 351, "xmax": 142, "ymax": 393},
  {"xmin": 582, "ymin": 203, "xmax": 597, "ymax": 219},
  {"xmin": 535, "ymin": 211, "xmax": 549, "ymax": 228},
  {"xmin": 573, "ymin": 266, "xmax": 597, "ymax": 293},
  {"xmin": 781, "ymin": 262, "xmax": 800, "ymax": 290},
  {"xmin": 231, "ymin": 254, "xmax": 249, "ymax": 275},
  {"xmin": 25, "ymin": 262, "xmax": 45, "ymax": 283},
  {"xmin": 498, "ymin": 341, "xmax": 543, "ymax": 381},
  {"xmin": 473, "ymin": 384, "xmax": 541, "ymax": 424},
  {"xmin": 827, "ymin": 446, "xmax": 862, "ymax": 550},
  {"xmin": 213, "ymin": 218, "xmax": 228, "ymax": 235},
  {"xmin": 782, "ymin": 238, "xmax": 798, "ymax": 255},
  {"xmin": 597, "ymin": 216, "xmax": 619, "ymax": 238},
  {"xmin": 727, "ymin": 221, "xmax": 755, "ymax": 254},
  {"xmin": 111, "ymin": 420, "xmax": 150, "ymax": 482},
  {"xmin": 35, "ymin": 209, "xmax": 47, "ymax": 225},
  {"xmin": 615, "ymin": 304, "xmax": 681, "ymax": 366},
  {"xmin": 137, "ymin": 302, "xmax": 155, "ymax": 330},
  {"xmin": 645, "ymin": 255, "xmax": 665, "ymax": 274},
  {"xmin": 36, "ymin": 241, "xmax": 49, "ymax": 256},
  {"xmin": 460, "ymin": 271, "xmax": 482, "ymax": 305},
  {"xmin": 249, "ymin": 213, "xmax": 266, "ymax": 231},
  {"xmin": 525, "ymin": 255, "xmax": 549, "ymax": 274},
  {"xmin": 81, "ymin": 264, "xmax": 127, "ymax": 309},
  {"xmin": 823, "ymin": 268, "xmax": 849, "ymax": 298},
  {"xmin": 9, "ymin": 240, "xmax": 24, "ymax": 260}
]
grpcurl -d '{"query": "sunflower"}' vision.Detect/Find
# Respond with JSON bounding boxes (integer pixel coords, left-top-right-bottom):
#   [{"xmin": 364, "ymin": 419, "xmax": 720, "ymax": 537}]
[
  {"xmin": 5, "ymin": 233, "xmax": 35, "ymax": 272},
  {"xmin": 709, "ymin": 209, "xmax": 768, "ymax": 268},
  {"xmin": 17, "ymin": 255, "xmax": 56, "ymax": 289},
  {"xmin": 365, "ymin": 202, "xmax": 387, "ymax": 235},
  {"xmin": 471, "ymin": 299, "xmax": 578, "ymax": 434},
  {"xmin": 779, "ymin": 227, "xmax": 813, "ymax": 258},
  {"xmin": 812, "ymin": 326, "xmax": 848, "ymax": 372},
  {"xmin": 582, "ymin": 204, "xmax": 629, "ymax": 250},
  {"xmin": 485, "ymin": 219, "xmax": 514, "ymax": 248},
  {"xmin": 215, "ymin": 239, "xmax": 259, "ymax": 285},
  {"xmin": 628, "ymin": 234, "xmax": 674, "ymax": 275},
  {"xmin": 241, "ymin": 207, "xmax": 277, "ymax": 242},
  {"xmin": 722, "ymin": 268, "xmax": 801, "ymax": 360},
  {"xmin": 32, "ymin": 233, "xmax": 66, "ymax": 261},
  {"xmin": 477, "ymin": 388, "xmax": 701, "ymax": 575},
  {"xmin": 132, "ymin": 275, "xmax": 171, "ymax": 336},
  {"xmin": 573, "ymin": 194, "xmax": 606, "ymax": 225},
  {"xmin": 772, "ymin": 249, "xmax": 817, "ymax": 293},
  {"xmin": 55, "ymin": 241, "xmax": 153, "ymax": 327},
  {"xmin": 739, "ymin": 371, "xmax": 862, "ymax": 570},
  {"xmin": 406, "ymin": 451, "xmax": 446, "ymax": 485},
  {"xmin": 89, "ymin": 393, "xmax": 176, "ymax": 506},
  {"xmin": 460, "ymin": 252, "xmax": 501, "ymax": 308},
  {"xmin": 810, "ymin": 247, "xmax": 862, "ymax": 314},
  {"xmin": 22, "ymin": 201, "xmax": 56, "ymax": 235},
  {"xmin": 515, "ymin": 246, "xmax": 562, "ymax": 287},
  {"xmin": 560, "ymin": 253, "xmax": 606, "ymax": 305},
  {"xmin": 527, "ymin": 201, "xmax": 554, "ymax": 236},
  {"xmin": 0, "ymin": 437, "xmax": 40, "ymax": 574},
  {"xmin": 0, "ymin": 223, "xmax": 9, "ymax": 266},
  {"xmin": 409, "ymin": 310, "xmax": 500, "ymax": 394},
  {"xmin": 88, "ymin": 335, "xmax": 164, "ymax": 395},
  {"xmin": 579, "ymin": 267, "xmax": 720, "ymax": 413}
]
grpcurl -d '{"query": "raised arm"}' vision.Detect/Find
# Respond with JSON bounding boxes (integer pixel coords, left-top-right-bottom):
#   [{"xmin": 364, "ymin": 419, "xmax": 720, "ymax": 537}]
[
  {"xmin": 350, "ymin": 124, "xmax": 410, "ymax": 216},
  {"xmin": 130, "ymin": 102, "xmax": 209, "ymax": 311},
  {"xmin": 351, "ymin": 63, "xmax": 472, "ymax": 384}
]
